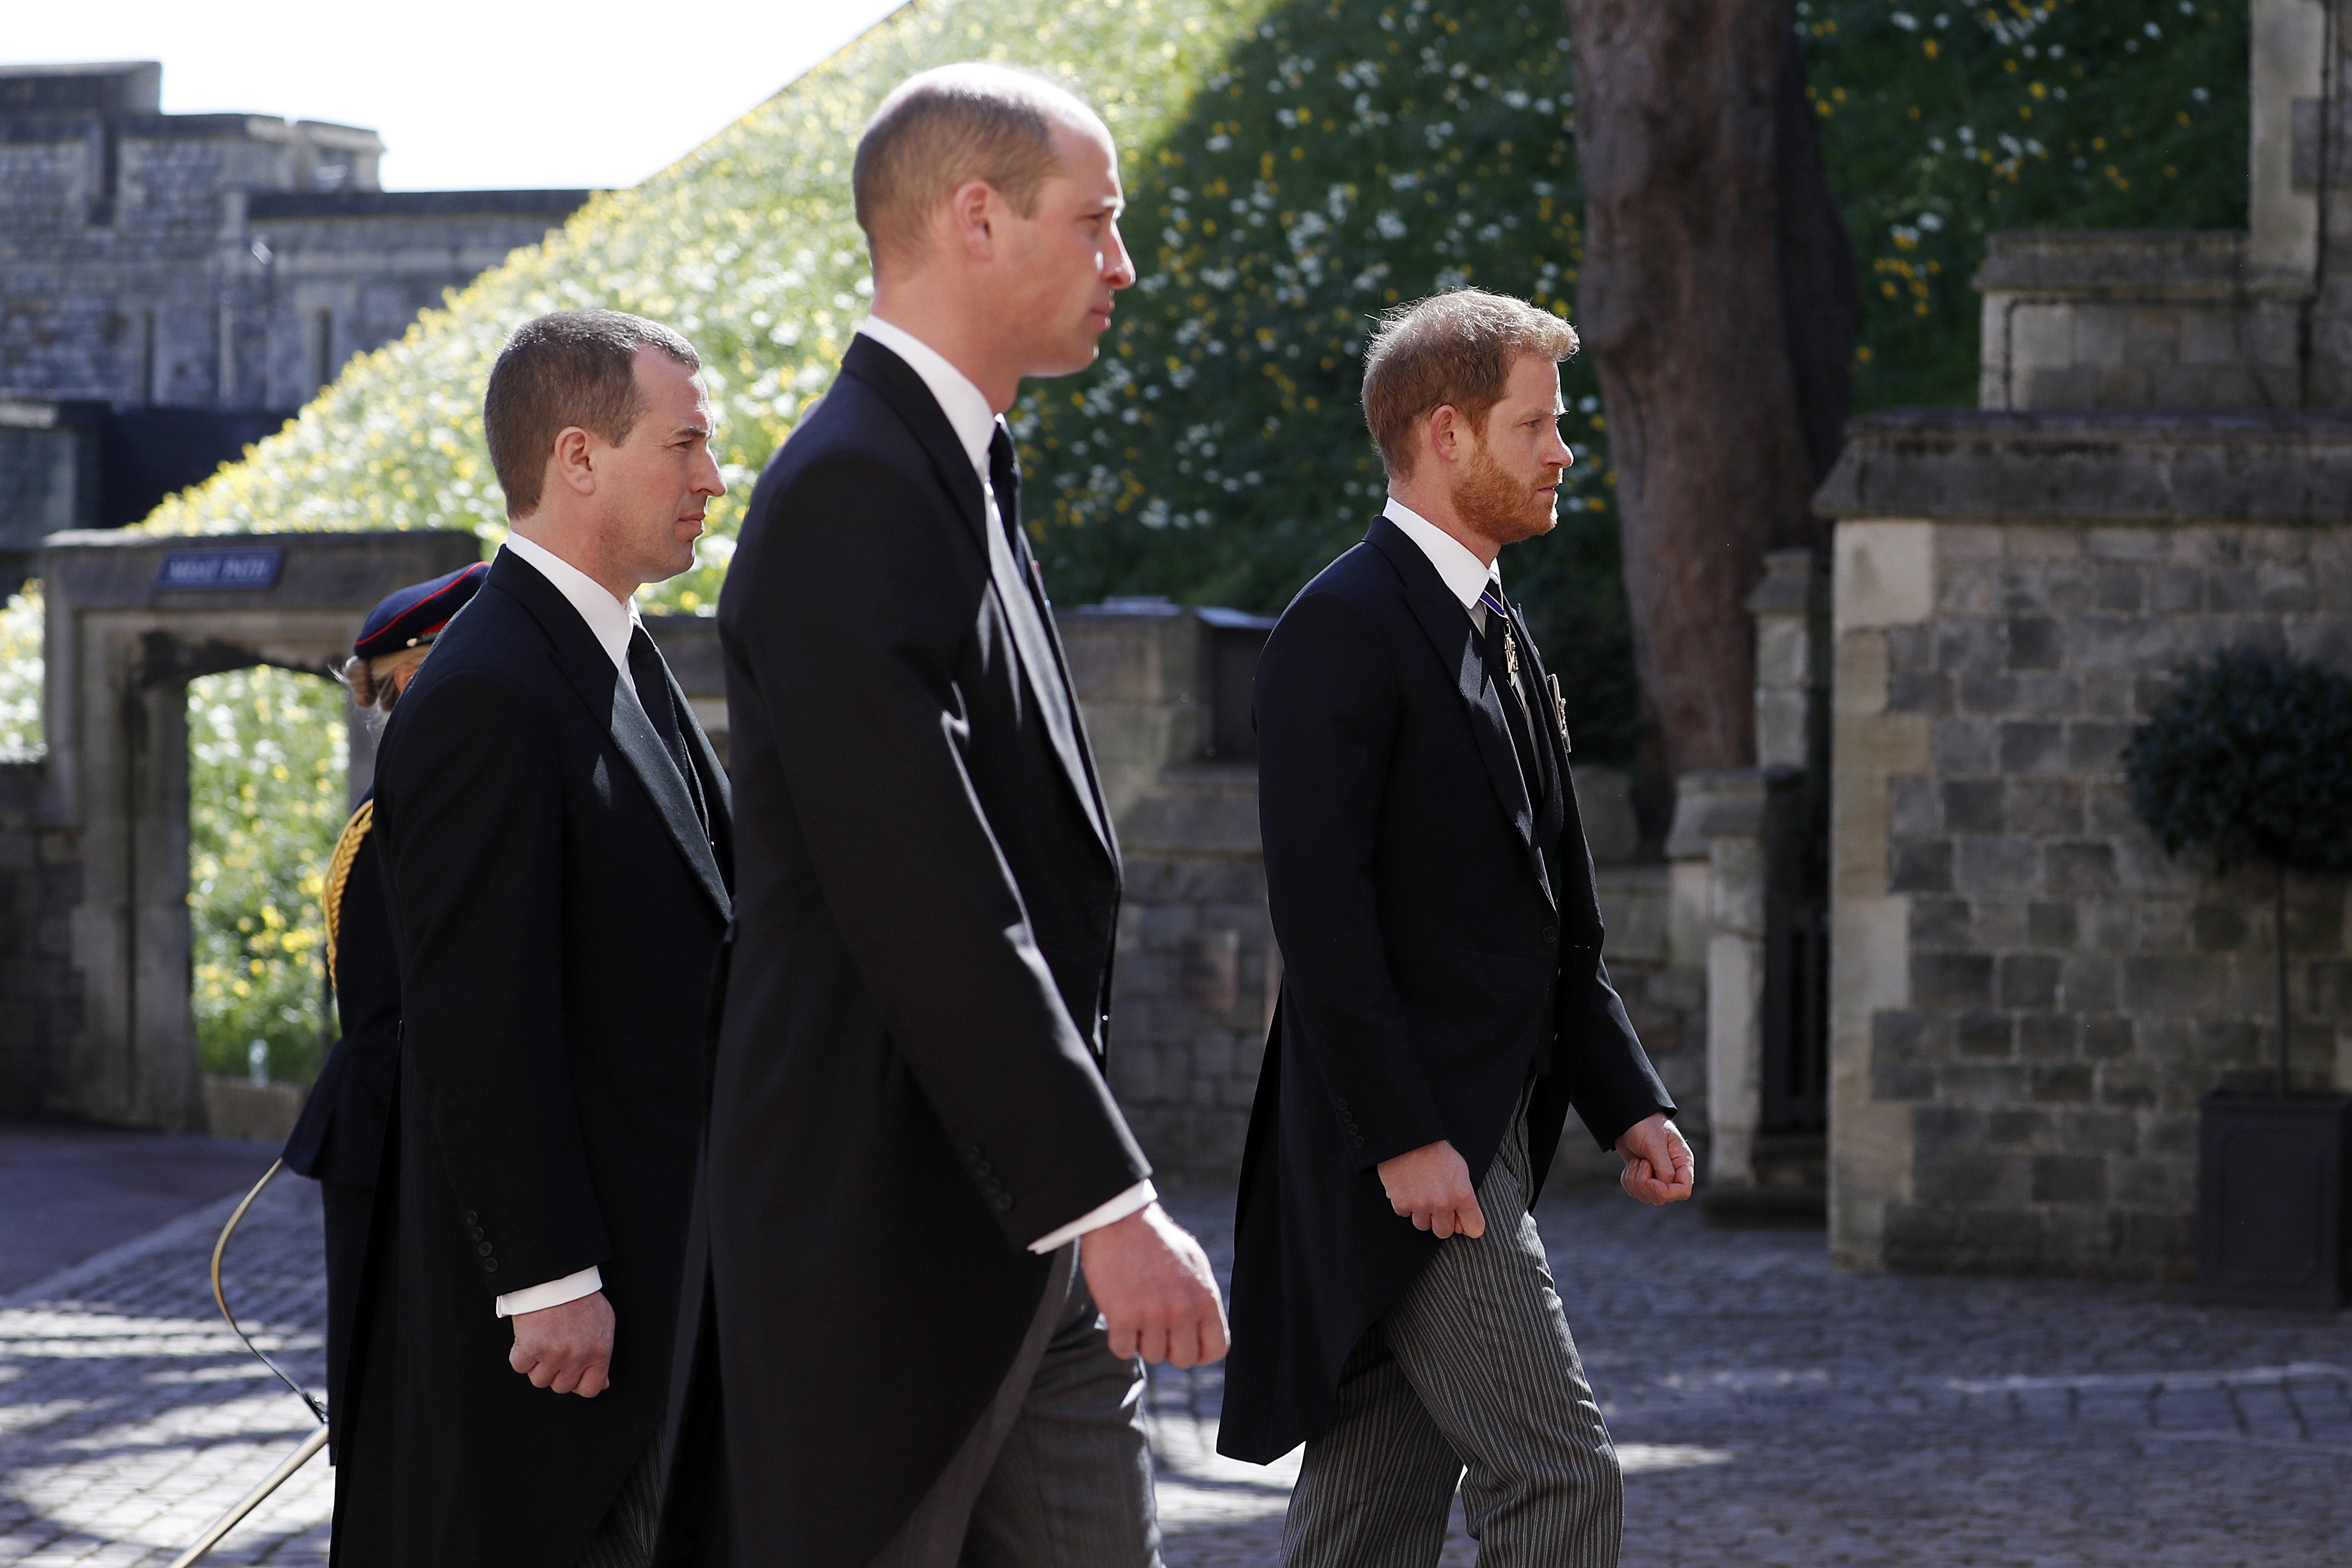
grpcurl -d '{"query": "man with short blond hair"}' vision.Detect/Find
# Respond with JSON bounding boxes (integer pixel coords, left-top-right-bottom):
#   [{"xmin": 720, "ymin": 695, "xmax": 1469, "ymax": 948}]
[
  {"xmin": 658, "ymin": 64, "xmax": 1223, "ymax": 1568},
  {"xmin": 1219, "ymin": 287, "xmax": 1693, "ymax": 1568}
]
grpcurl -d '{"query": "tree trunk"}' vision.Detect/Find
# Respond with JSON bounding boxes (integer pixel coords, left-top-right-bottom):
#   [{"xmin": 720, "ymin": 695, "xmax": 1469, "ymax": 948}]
[{"xmin": 1563, "ymin": 0, "xmax": 1856, "ymax": 778}]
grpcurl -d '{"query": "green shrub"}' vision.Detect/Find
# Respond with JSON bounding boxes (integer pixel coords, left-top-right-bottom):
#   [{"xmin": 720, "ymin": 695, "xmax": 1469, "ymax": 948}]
[
  {"xmin": 2123, "ymin": 647, "xmax": 2352, "ymax": 877},
  {"xmin": 188, "ymin": 668, "xmax": 348, "ymax": 1083}
]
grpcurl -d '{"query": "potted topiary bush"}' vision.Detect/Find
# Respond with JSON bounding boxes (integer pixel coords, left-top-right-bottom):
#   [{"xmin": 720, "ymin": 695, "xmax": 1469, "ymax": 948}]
[{"xmin": 2123, "ymin": 646, "xmax": 2352, "ymax": 1307}]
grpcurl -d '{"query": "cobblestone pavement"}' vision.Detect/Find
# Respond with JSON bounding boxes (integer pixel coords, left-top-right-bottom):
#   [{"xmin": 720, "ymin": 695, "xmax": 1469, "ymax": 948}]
[{"xmin": 3, "ymin": 1178, "xmax": 2347, "ymax": 1565}]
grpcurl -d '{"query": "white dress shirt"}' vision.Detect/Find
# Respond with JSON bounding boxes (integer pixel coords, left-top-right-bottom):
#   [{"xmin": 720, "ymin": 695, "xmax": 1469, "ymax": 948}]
[
  {"xmin": 1381, "ymin": 495, "xmax": 1497, "ymax": 616},
  {"xmin": 856, "ymin": 315, "xmax": 1157, "ymax": 1254},
  {"xmin": 483, "ymin": 533, "xmax": 641, "ymax": 1319},
  {"xmin": 502, "ymin": 531, "xmax": 638, "ymax": 675}
]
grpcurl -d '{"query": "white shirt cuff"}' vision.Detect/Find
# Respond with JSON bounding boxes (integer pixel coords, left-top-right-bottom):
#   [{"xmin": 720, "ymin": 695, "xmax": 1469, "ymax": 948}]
[
  {"xmin": 1027, "ymin": 1181, "xmax": 1156, "ymax": 1254},
  {"xmin": 494, "ymin": 1265, "xmax": 603, "ymax": 1318}
]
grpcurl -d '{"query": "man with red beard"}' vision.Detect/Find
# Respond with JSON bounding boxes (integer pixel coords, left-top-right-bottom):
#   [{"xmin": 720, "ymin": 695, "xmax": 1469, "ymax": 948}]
[{"xmin": 1218, "ymin": 288, "xmax": 1693, "ymax": 1568}]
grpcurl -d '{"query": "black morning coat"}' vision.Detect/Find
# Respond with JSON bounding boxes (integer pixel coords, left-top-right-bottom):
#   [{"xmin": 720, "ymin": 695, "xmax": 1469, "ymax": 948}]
[
  {"xmin": 280, "ymin": 799, "xmax": 396, "ymax": 1460},
  {"xmin": 655, "ymin": 335, "xmax": 1150, "ymax": 1568},
  {"xmin": 1217, "ymin": 514, "xmax": 1674, "ymax": 1466},
  {"xmin": 334, "ymin": 548, "xmax": 733, "ymax": 1568}
]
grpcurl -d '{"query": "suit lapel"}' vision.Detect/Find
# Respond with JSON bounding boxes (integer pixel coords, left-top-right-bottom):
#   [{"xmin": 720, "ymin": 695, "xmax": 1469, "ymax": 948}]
[
  {"xmin": 1365, "ymin": 518, "xmax": 1553, "ymax": 905},
  {"xmin": 487, "ymin": 550, "xmax": 732, "ymax": 918},
  {"xmin": 838, "ymin": 339, "xmax": 1116, "ymax": 865}
]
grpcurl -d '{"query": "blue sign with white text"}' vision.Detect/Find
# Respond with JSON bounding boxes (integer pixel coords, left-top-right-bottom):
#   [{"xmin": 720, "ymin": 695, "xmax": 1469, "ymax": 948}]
[{"xmin": 155, "ymin": 548, "xmax": 283, "ymax": 591}]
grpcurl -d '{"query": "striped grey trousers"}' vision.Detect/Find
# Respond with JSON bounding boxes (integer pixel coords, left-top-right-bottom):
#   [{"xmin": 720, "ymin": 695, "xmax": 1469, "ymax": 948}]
[
  {"xmin": 1280, "ymin": 1090, "xmax": 1622, "ymax": 1568},
  {"xmin": 577, "ymin": 1438, "xmax": 662, "ymax": 1568}
]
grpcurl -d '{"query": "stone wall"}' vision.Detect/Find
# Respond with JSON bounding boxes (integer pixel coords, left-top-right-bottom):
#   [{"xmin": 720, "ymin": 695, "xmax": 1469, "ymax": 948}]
[
  {"xmin": 0, "ymin": 62, "xmax": 586, "ymax": 421},
  {"xmin": 1974, "ymin": 231, "xmax": 2305, "ymax": 412},
  {"xmin": 0, "ymin": 760, "xmax": 80, "ymax": 1118},
  {"xmin": 1819, "ymin": 411, "xmax": 2352, "ymax": 1280}
]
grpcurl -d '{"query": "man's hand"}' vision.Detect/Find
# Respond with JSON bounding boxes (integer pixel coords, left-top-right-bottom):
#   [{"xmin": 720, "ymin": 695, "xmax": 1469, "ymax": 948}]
[
  {"xmin": 508, "ymin": 1290, "xmax": 615, "ymax": 1397},
  {"xmin": 1378, "ymin": 1139, "xmax": 1486, "ymax": 1239},
  {"xmin": 1614, "ymin": 1114, "xmax": 1696, "ymax": 1206},
  {"xmin": 1082, "ymin": 1203, "xmax": 1229, "ymax": 1368}
]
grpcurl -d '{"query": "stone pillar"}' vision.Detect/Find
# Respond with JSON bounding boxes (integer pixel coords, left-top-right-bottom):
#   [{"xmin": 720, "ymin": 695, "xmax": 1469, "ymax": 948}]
[
  {"xmin": 2250, "ymin": 0, "xmax": 2326, "ymax": 282},
  {"xmin": 1670, "ymin": 769, "xmax": 1770, "ymax": 1188}
]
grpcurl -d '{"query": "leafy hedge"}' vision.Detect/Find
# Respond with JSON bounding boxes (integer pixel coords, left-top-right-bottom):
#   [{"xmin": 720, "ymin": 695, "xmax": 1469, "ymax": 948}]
[
  {"xmin": 1806, "ymin": 0, "xmax": 2248, "ymax": 407},
  {"xmin": 187, "ymin": 669, "xmax": 347, "ymax": 1081},
  {"xmin": 0, "ymin": 0, "xmax": 2253, "ymax": 1080}
]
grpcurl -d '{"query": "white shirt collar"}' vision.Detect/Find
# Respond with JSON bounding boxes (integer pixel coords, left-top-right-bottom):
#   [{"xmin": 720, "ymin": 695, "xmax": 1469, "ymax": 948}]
[
  {"xmin": 1382, "ymin": 496, "xmax": 1497, "ymax": 613},
  {"xmin": 501, "ymin": 531, "xmax": 639, "ymax": 676},
  {"xmin": 857, "ymin": 315, "xmax": 999, "ymax": 485}
]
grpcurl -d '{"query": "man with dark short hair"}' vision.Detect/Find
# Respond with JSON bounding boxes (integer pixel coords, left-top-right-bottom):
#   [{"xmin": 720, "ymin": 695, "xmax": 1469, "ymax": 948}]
[
  {"xmin": 658, "ymin": 63, "xmax": 1223, "ymax": 1568},
  {"xmin": 1218, "ymin": 288, "xmax": 1694, "ymax": 1568},
  {"xmin": 336, "ymin": 308, "xmax": 733, "ymax": 1568}
]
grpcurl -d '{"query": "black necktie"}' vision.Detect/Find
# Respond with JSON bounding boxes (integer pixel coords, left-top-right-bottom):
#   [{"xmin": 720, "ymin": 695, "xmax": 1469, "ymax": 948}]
[
  {"xmin": 628, "ymin": 626, "xmax": 708, "ymax": 835},
  {"xmin": 1478, "ymin": 599, "xmax": 1540, "ymax": 788},
  {"xmin": 987, "ymin": 423, "xmax": 1037, "ymax": 590}
]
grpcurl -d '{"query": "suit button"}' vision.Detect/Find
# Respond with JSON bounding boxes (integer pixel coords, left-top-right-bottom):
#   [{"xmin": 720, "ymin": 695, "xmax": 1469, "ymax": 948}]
[
  {"xmin": 1352, "ymin": 1136, "xmax": 1367, "ymax": 1149},
  {"xmin": 975, "ymin": 1160, "xmax": 995, "ymax": 1176},
  {"xmin": 477, "ymin": 1241, "xmax": 494, "ymax": 1257},
  {"xmin": 484, "ymin": 1259, "xmax": 499, "ymax": 1274},
  {"xmin": 994, "ymin": 1193, "xmax": 1015, "ymax": 1212},
  {"xmin": 464, "ymin": 1211, "xmax": 478, "ymax": 1226},
  {"xmin": 1335, "ymin": 1098, "xmax": 1350, "ymax": 1111},
  {"xmin": 469, "ymin": 1227, "xmax": 485, "ymax": 1241},
  {"xmin": 967, "ymin": 1142, "xmax": 985, "ymax": 1159},
  {"xmin": 1541, "ymin": 925, "xmax": 1558, "ymax": 945},
  {"xmin": 1090, "ymin": 905, "xmax": 1115, "ymax": 937}
]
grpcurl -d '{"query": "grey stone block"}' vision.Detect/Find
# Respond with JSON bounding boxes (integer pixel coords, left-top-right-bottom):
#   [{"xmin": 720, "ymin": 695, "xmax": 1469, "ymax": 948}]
[
  {"xmin": 1998, "ymin": 722, "xmax": 2066, "ymax": 774},
  {"xmin": 2095, "ymin": 1060, "xmax": 2158, "ymax": 1105},
  {"xmin": 1884, "ymin": 624, "xmax": 1935, "ymax": 672},
  {"xmin": 1887, "ymin": 669, "xmax": 1952, "ymax": 715},
  {"xmin": 2008, "ymin": 617, "xmax": 2062, "ymax": 670},
  {"xmin": 1938, "ymin": 1063, "xmax": 2032, "ymax": 1105},
  {"xmin": 1999, "ymin": 955, "xmax": 2062, "ymax": 1009},
  {"xmin": 1953, "ymin": 836, "xmax": 2040, "ymax": 898},
  {"xmin": 1936, "ymin": 619, "xmax": 2007, "ymax": 671},
  {"xmin": 2081, "ymin": 1017, "xmax": 2136, "ymax": 1060},
  {"xmin": 2007, "ymin": 782, "xmax": 2083, "ymax": 836},
  {"xmin": 1912, "ymin": 896, "xmax": 1971, "ymax": 947},
  {"xmin": 1890, "ymin": 777, "xmax": 1941, "ymax": 836},
  {"xmin": 1954, "ymin": 673, "xmax": 2019, "ymax": 714},
  {"xmin": 2059, "ymin": 954, "xmax": 2118, "ymax": 1012},
  {"xmin": 1970, "ymin": 901, "xmax": 2028, "ymax": 949},
  {"xmin": 2092, "ymin": 564, "xmax": 2144, "ymax": 612},
  {"xmin": 2032, "ymin": 1154, "xmax": 2108, "ymax": 1204},
  {"xmin": 2056, "ymin": 1108, "xmax": 2139, "ymax": 1156},
  {"xmin": 2112, "ymin": 1155, "xmax": 2190, "ymax": 1210},
  {"xmin": 1933, "ymin": 720, "xmax": 1999, "ymax": 774},
  {"xmin": 2029, "ymin": 1064, "xmax": 2097, "ymax": 1103},
  {"xmin": 1891, "ymin": 839, "xmax": 1954, "ymax": 893},
  {"xmin": 1942, "ymin": 780, "xmax": 2004, "ymax": 833},
  {"xmin": 1913, "ymin": 951, "xmax": 1998, "ymax": 1008},
  {"xmin": 2026, "ymin": 902, "xmax": 2078, "ymax": 948},
  {"xmin": 2066, "ymin": 722, "xmax": 2135, "ymax": 772},
  {"xmin": 1955, "ymin": 1011, "xmax": 2013, "ymax": 1057},
  {"xmin": 2018, "ymin": 1014, "xmax": 2078, "ymax": 1060},
  {"xmin": 1874, "ymin": 1009, "xmax": 1952, "ymax": 1063},
  {"xmin": 1915, "ymin": 1150, "xmax": 2023, "ymax": 1205},
  {"xmin": 2145, "ymin": 564, "xmax": 2203, "ymax": 612},
  {"xmin": 2043, "ymin": 841, "xmax": 2118, "ymax": 898}
]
